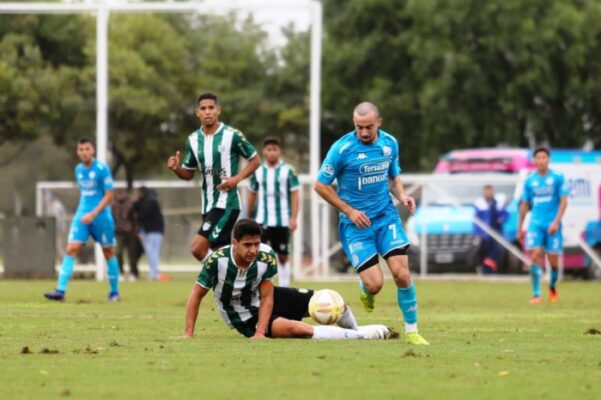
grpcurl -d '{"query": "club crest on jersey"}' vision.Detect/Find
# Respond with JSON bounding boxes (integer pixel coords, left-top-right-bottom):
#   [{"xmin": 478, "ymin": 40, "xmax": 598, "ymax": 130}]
[
  {"xmin": 546, "ymin": 177, "xmax": 554, "ymax": 185},
  {"xmin": 202, "ymin": 222, "xmax": 212, "ymax": 231},
  {"xmin": 357, "ymin": 153, "xmax": 367, "ymax": 160},
  {"xmin": 89, "ymin": 171, "xmax": 96, "ymax": 179},
  {"xmin": 218, "ymin": 144, "xmax": 225, "ymax": 153},
  {"xmin": 382, "ymin": 146, "xmax": 391, "ymax": 156}
]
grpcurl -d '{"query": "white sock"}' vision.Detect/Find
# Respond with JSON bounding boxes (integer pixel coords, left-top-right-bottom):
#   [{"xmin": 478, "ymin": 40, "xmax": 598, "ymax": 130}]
[
  {"xmin": 405, "ymin": 322, "xmax": 418, "ymax": 334},
  {"xmin": 278, "ymin": 261, "xmax": 291, "ymax": 287},
  {"xmin": 336, "ymin": 305, "xmax": 359, "ymax": 330},
  {"xmin": 312, "ymin": 325, "xmax": 361, "ymax": 340}
]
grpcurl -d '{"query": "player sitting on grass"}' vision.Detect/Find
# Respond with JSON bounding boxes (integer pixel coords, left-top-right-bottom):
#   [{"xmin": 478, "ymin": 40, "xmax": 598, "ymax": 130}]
[{"xmin": 183, "ymin": 219, "xmax": 395, "ymax": 340}]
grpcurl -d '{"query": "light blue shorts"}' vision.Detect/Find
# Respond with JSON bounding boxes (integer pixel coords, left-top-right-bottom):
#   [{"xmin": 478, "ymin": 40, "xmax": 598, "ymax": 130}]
[
  {"xmin": 68, "ymin": 211, "xmax": 116, "ymax": 248},
  {"xmin": 525, "ymin": 222, "xmax": 563, "ymax": 254},
  {"xmin": 339, "ymin": 208, "xmax": 409, "ymax": 271}
]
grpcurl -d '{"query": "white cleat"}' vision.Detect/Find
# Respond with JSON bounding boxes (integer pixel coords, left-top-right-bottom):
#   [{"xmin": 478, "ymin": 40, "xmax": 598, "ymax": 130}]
[{"xmin": 357, "ymin": 324, "xmax": 397, "ymax": 340}]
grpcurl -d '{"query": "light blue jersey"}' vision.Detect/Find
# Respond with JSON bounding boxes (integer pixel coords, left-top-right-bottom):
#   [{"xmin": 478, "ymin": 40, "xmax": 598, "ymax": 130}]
[
  {"xmin": 521, "ymin": 169, "xmax": 570, "ymax": 227},
  {"xmin": 75, "ymin": 159, "xmax": 114, "ymax": 214},
  {"xmin": 522, "ymin": 169, "xmax": 570, "ymax": 253},
  {"xmin": 317, "ymin": 130, "xmax": 401, "ymax": 223},
  {"xmin": 317, "ymin": 130, "xmax": 408, "ymax": 270},
  {"xmin": 68, "ymin": 159, "xmax": 116, "ymax": 247}
]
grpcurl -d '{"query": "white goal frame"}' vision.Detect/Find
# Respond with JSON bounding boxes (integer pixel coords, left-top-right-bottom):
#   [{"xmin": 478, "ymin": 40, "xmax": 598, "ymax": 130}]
[{"xmin": 2, "ymin": 0, "xmax": 324, "ymax": 278}]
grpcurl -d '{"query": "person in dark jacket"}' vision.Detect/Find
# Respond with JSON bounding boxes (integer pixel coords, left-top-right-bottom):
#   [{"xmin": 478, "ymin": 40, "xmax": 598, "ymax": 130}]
[
  {"xmin": 473, "ymin": 185, "xmax": 508, "ymax": 274},
  {"xmin": 112, "ymin": 189, "xmax": 143, "ymax": 281},
  {"xmin": 133, "ymin": 187, "xmax": 165, "ymax": 281}
]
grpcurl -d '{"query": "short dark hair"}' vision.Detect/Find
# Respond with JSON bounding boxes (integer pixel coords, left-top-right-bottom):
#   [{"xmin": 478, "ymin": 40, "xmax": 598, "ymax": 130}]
[
  {"xmin": 137, "ymin": 186, "xmax": 149, "ymax": 198},
  {"xmin": 197, "ymin": 92, "xmax": 218, "ymax": 105},
  {"xmin": 263, "ymin": 137, "xmax": 281, "ymax": 147},
  {"xmin": 77, "ymin": 138, "xmax": 93, "ymax": 146},
  {"xmin": 233, "ymin": 219, "xmax": 262, "ymax": 241},
  {"xmin": 483, "ymin": 184, "xmax": 493, "ymax": 190},
  {"xmin": 533, "ymin": 147, "xmax": 550, "ymax": 157}
]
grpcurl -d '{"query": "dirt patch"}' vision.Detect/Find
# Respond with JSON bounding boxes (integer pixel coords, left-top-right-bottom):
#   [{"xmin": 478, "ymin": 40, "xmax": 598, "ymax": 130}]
[
  {"xmin": 584, "ymin": 328, "xmax": 601, "ymax": 335},
  {"xmin": 403, "ymin": 349, "xmax": 420, "ymax": 358},
  {"xmin": 39, "ymin": 348, "xmax": 60, "ymax": 355},
  {"xmin": 20, "ymin": 346, "xmax": 32, "ymax": 354}
]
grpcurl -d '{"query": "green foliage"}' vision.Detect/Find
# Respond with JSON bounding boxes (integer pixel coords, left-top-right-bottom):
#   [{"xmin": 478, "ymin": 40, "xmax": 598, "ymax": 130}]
[
  {"xmin": 1, "ymin": 279, "xmax": 600, "ymax": 399},
  {"xmin": 322, "ymin": 0, "xmax": 601, "ymax": 170},
  {"xmin": 0, "ymin": 15, "xmax": 95, "ymax": 147}
]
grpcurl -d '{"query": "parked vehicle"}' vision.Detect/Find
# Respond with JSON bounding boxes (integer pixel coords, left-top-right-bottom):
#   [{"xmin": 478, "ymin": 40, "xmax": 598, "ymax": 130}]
[{"xmin": 406, "ymin": 148, "xmax": 601, "ymax": 277}]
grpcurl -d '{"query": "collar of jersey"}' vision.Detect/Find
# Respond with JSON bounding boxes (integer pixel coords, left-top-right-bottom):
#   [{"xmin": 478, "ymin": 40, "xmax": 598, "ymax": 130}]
[
  {"xmin": 200, "ymin": 122, "xmax": 224, "ymax": 137},
  {"xmin": 230, "ymin": 247, "xmax": 252, "ymax": 270},
  {"xmin": 352, "ymin": 129, "xmax": 383, "ymax": 145},
  {"xmin": 80, "ymin": 159, "xmax": 97, "ymax": 170},
  {"xmin": 263, "ymin": 159, "xmax": 284, "ymax": 169}
]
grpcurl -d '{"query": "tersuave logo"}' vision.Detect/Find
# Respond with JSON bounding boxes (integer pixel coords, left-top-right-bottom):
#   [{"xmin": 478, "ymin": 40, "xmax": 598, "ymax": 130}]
[{"xmin": 360, "ymin": 161, "xmax": 389, "ymax": 175}]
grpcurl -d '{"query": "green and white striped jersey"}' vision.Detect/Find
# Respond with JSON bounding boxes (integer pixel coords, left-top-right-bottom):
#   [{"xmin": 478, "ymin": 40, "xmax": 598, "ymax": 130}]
[
  {"xmin": 249, "ymin": 161, "xmax": 300, "ymax": 227},
  {"xmin": 197, "ymin": 244, "xmax": 278, "ymax": 330},
  {"xmin": 182, "ymin": 123, "xmax": 257, "ymax": 214}
]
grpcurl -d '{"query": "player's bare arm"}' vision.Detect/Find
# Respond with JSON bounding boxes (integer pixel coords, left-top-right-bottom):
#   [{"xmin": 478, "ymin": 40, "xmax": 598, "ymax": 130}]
[
  {"xmin": 314, "ymin": 181, "xmax": 371, "ymax": 228},
  {"xmin": 252, "ymin": 281, "xmax": 275, "ymax": 340},
  {"xmin": 167, "ymin": 151, "xmax": 195, "ymax": 180},
  {"xmin": 246, "ymin": 190, "xmax": 258, "ymax": 219},
  {"xmin": 389, "ymin": 176, "xmax": 415, "ymax": 215},
  {"xmin": 517, "ymin": 201, "xmax": 530, "ymax": 241},
  {"xmin": 184, "ymin": 284, "xmax": 209, "ymax": 338},
  {"xmin": 82, "ymin": 190, "xmax": 113, "ymax": 225},
  {"xmin": 549, "ymin": 196, "xmax": 568, "ymax": 235},
  {"xmin": 217, "ymin": 154, "xmax": 261, "ymax": 192},
  {"xmin": 289, "ymin": 189, "xmax": 300, "ymax": 232}
]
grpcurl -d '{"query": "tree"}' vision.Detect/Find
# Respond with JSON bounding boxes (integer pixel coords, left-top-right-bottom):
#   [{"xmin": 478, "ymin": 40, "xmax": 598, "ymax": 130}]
[
  {"xmin": 321, "ymin": 0, "xmax": 601, "ymax": 170},
  {"xmin": 0, "ymin": 15, "xmax": 94, "ymax": 163}
]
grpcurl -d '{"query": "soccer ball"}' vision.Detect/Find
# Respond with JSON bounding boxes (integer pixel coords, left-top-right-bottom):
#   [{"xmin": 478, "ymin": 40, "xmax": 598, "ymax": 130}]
[{"xmin": 308, "ymin": 289, "xmax": 346, "ymax": 325}]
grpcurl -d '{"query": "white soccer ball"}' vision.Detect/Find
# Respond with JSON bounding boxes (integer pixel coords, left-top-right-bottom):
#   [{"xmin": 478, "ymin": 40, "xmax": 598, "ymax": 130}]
[{"xmin": 308, "ymin": 289, "xmax": 346, "ymax": 325}]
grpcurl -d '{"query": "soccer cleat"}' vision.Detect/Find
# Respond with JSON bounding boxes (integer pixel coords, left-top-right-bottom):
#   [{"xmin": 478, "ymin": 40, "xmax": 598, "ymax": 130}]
[
  {"xmin": 405, "ymin": 332, "xmax": 430, "ymax": 346},
  {"xmin": 357, "ymin": 324, "xmax": 393, "ymax": 339},
  {"xmin": 529, "ymin": 296, "xmax": 542, "ymax": 304},
  {"xmin": 107, "ymin": 292, "xmax": 120, "ymax": 302},
  {"xmin": 549, "ymin": 287, "xmax": 558, "ymax": 303},
  {"xmin": 359, "ymin": 288, "xmax": 375, "ymax": 313},
  {"xmin": 44, "ymin": 290, "xmax": 65, "ymax": 301}
]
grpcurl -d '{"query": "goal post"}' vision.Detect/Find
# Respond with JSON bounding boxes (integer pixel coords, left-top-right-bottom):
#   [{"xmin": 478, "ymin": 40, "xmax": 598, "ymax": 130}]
[{"xmin": 3, "ymin": 0, "xmax": 324, "ymax": 278}]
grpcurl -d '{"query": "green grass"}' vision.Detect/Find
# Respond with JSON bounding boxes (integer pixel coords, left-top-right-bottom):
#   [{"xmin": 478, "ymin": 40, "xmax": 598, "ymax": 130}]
[{"xmin": 1, "ymin": 276, "xmax": 600, "ymax": 400}]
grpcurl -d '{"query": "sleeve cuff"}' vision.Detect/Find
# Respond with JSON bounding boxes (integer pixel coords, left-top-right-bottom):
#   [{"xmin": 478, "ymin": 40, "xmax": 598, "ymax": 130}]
[{"xmin": 196, "ymin": 281, "xmax": 210, "ymax": 289}]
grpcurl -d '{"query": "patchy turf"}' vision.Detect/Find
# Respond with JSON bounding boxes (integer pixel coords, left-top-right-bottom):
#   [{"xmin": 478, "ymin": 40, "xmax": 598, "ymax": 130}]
[{"xmin": 1, "ymin": 276, "xmax": 600, "ymax": 399}]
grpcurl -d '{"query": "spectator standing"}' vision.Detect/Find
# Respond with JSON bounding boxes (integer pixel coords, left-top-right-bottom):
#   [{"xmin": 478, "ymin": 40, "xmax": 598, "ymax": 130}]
[
  {"xmin": 473, "ymin": 185, "xmax": 508, "ymax": 274},
  {"xmin": 111, "ymin": 189, "xmax": 142, "ymax": 281},
  {"xmin": 134, "ymin": 187, "xmax": 165, "ymax": 281}
]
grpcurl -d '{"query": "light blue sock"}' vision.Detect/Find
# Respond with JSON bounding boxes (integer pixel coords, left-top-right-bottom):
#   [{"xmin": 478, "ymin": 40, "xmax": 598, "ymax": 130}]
[
  {"xmin": 550, "ymin": 268, "xmax": 559, "ymax": 289},
  {"xmin": 397, "ymin": 282, "xmax": 418, "ymax": 324},
  {"xmin": 57, "ymin": 255, "xmax": 75, "ymax": 292},
  {"xmin": 530, "ymin": 265, "xmax": 541, "ymax": 297},
  {"xmin": 107, "ymin": 257, "xmax": 120, "ymax": 294}
]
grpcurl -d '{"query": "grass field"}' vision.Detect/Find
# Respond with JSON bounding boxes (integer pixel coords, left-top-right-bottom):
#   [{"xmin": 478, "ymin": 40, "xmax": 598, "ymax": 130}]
[{"xmin": 1, "ymin": 276, "xmax": 600, "ymax": 400}]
